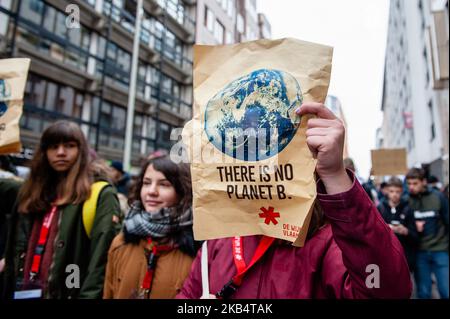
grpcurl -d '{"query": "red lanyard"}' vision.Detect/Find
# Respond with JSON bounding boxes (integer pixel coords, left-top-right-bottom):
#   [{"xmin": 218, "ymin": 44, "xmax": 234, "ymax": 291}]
[
  {"xmin": 141, "ymin": 238, "xmax": 173, "ymax": 297},
  {"xmin": 30, "ymin": 205, "xmax": 58, "ymax": 281},
  {"xmin": 216, "ymin": 236, "xmax": 275, "ymax": 299}
]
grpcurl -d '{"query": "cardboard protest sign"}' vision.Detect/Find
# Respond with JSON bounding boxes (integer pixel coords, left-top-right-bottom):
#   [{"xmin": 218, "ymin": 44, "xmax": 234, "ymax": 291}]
[
  {"xmin": 0, "ymin": 58, "xmax": 31, "ymax": 154},
  {"xmin": 371, "ymin": 148, "xmax": 408, "ymax": 176},
  {"xmin": 181, "ymin": 38, "xmax": 333, "ymax": 246}
]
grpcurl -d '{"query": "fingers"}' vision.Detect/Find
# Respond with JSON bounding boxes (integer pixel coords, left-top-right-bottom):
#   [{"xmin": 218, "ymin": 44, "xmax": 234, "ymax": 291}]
[
  {"xmin": 305, "ymin": 135, "xmax": 323, "ymax": 151},
  {"xmin": 307, "ymin": 118, "xmax": 342, "ymax": 129},
  {"xmin": 296, "ymin": 102, "xmax": 337, "ymax": 120},
  {"xmin": 306, "ymin": 127, "xmax": 329, "ymax": 137}
]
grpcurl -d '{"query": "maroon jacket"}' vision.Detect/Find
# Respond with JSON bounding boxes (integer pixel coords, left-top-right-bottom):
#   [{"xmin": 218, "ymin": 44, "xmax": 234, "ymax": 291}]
[{"xmin": 177, "ymin": 172, "xmax": 412, "ymax": 299}]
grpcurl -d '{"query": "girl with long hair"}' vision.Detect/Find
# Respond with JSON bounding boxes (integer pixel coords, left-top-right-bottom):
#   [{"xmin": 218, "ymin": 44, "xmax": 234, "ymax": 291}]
[
  {"xmin": 3, "ymin": 121, "xmax": 121, "ymax": 299},
  {"xmin": 103, "ymin": 155, "xmax": 200, "ymax": 299}
]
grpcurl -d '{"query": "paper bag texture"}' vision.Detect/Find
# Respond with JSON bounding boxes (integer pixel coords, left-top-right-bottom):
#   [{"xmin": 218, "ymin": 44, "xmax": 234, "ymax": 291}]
[
  {"xmin": 0, "ymin": 58, "xmax": 31, "ymax": 154},
  {"xmin": 371, "ymin": 148, "xmax": 408, "ymax": 176},
  {"xmin": 183, "ymin": 38, "xmax": 332, "ymax": 246}
]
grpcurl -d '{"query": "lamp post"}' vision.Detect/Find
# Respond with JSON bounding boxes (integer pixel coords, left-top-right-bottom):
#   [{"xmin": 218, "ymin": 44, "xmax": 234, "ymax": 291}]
[{"xmin": 123, "ymin": 0, "xmax": 143, "ymax": 171}]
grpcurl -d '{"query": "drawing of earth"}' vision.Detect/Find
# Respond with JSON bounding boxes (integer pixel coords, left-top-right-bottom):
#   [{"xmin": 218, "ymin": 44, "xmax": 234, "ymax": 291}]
[
  {"xmin": 204, "ymin": 69, "xmax": 302, "ymax": 161},
  {"xmin": 0, "ymin": 79, "xmax": 10, "ymax": 117}
]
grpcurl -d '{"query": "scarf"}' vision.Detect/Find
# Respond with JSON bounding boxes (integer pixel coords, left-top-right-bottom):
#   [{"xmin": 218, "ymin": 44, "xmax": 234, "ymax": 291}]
[{"xmin": 123, "ymin": 201, "xmax": 193, "ymax": 239}]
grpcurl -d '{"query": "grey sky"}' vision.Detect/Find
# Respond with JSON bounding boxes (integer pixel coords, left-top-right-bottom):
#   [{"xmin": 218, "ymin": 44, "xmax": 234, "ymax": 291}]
[{"xmin": 258, "ymin": 0, "xmax": 390, "ymax": 178}]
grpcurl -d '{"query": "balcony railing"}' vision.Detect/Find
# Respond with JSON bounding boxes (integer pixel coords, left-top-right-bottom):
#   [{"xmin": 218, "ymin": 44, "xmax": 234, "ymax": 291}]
[
  {"xmin": 102, "ymin": 0, "xmax": 193, "ymax": 71},
  {"xmin": 156, "ymin": 0, "xmax": 195, "ymax": 34}
]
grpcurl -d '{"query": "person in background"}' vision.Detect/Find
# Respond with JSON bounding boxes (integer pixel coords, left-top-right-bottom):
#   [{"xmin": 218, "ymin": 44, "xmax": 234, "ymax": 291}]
[
  {"xmin": 148, "ymin": 149, "xmax": 169, "ymax": 161},
  {"xmin": 103, "ymin": 155, "xmax": 200, "ymax": 299},
  {"xmin": 0, "ymin": 177, "xmax": 22, "ymax": 298},
  {"xmin": 343, "ymin": 157, "xmax": 364, "ymax": 184},
  {"xmin": 427, "ymin": 175, "xmax": 442, "ymax": 193},
  {"xmin": 110, "ymin": 160, "xmax": 131, "ymax": 197},
  {"xmin": 377, "ymin": 177, "xmax": 418, "ymax": 273},
  {"xmin": 0, "ymin": 156, "xmax": 20, "ymax": 181},
  {"xmin": 378, "ymin": 182, "xmax": 388, "ymax": 203},
  {"xmin": 362, "ymin": 170, "xmax": 380, "ymax": 207},
  {"xmin": 90, "ymin": 158, "xmax": 128, "ymax": 221},
  {"xmin": 0, "ymin": 156, "xmax": 24, "ymax": 297},
  {"xmin": 3, "ymin": 121, "xmax": 121, "ymax": 299},
  {"xmin": 406, "ymin": 168, "xmax": 449, "ymax": 299}
]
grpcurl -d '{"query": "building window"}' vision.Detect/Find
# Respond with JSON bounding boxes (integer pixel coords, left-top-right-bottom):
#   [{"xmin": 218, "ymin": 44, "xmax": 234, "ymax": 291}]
[
  {"xmin": 147, "ymin": 117, "xmax": 156, "ymax": 140},
  {"xmin": 112, "ymin": 106, "xmax": 126, "ymax": 132},
  {"xmin": 205, "ymin": 6, "xmax": 214, "ymax": 32},
  {"xmin": 137, "ymin": 63, "xmax": 147, "ymax": 97},
  {"xmin": 45, "ymin": 82, "xmax": 58, "ymax": 112},
  {"xmin": 17, "ymin": 1, "xmax": 90, "ymax": 71},
  {"xmin": 237, "ymin": 14, "xmax": 244, "ymax": 33},
  {"xmin": 20, "ymin": 0, "xmax": 44, "ymax": 25},
  {"xmin": 99, "ymin": 42, "xmax": 131, "ymax": 87},
  {"xmin": 159, "ymin": 122, "xmax": 171, "ymax": 144},
  {"xmin": 22, "ymin": 73, "xmax": 86, "ymax": 133},
  {"xmin": 227, "ymin": 0, "xmax": 234, "ymax": 17},
  {"xmin": 24, "ymin": 74, "xmax": 46, "ymax": 109},
  {"xmin": 102, "ymin": 0, "xmax": 123, "ymax": 23},
  {"xmin": 428, "ymin": 100, "xmax": 435, "ymax": 141},
  {"xmin": 54, "ymin": 10, "xmax": 66, "ymax": 38},
  {"xmin": 158, "ymin": 0, "xmax": 185, "ymax": 25},
  {"xmin": 98, "ymin": 101, "xmax": 126, "ymax": 149},
  {"xmin": 83, "ymin": 0, "xmax": 96, "ymax": 6},
  {"xmin": 163, "ymin": 29, "xmax": 183, "ymax": 66},
  {"xmin": 43, "ymin": 6, "xmax": 56, "ymax": 32},
  {"xmin": 133, "ymin": 114, "xmax": 144, "ymax": 154},
  {"xmin": 225, "ymin": 31, "xmax": 233, "ymax": 44},
  {"xmin": 214, "ymin": 19, "xmax": 225, "ymax": 43}
]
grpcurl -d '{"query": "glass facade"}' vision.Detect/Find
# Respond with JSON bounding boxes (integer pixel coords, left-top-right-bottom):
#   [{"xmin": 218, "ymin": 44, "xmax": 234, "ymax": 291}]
[{"xmin": 0, "ymin": 0, "xmax": 195, "ymax": 163}]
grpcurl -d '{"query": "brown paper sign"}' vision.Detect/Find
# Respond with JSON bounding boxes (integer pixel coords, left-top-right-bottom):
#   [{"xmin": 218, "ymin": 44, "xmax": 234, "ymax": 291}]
[
  {"xmin": 181, "ymin": 38, "xmax": 333, "ymax": 246},
  {"xmin": 0, "ymin": 58, "xmax": 31, "ymax": 155},
  {"xmin": 371, "ymin": 148, "xmax": 408, "ymax": 176}
]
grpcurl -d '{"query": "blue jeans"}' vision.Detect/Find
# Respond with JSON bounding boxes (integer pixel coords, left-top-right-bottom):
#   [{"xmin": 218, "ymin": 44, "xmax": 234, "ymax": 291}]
[{"xmin": 415, "ymin": 251, "xmax": 449, "ymax": 299}]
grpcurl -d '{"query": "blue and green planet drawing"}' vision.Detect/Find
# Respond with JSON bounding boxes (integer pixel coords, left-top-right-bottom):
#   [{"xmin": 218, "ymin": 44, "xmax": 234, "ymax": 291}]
[
  {"xmin": 204, "ymin": 69, "xmax": 303, "ymax": 161},
  {"xmin": 0, "ymin": 79, "xmax": 10, "ymax": 118}
]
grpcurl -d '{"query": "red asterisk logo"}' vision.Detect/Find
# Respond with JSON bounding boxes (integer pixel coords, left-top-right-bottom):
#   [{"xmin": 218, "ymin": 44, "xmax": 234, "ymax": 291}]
[{"xmin": 259, "ymin": 206, "xmax": 280, "ymax": 225}]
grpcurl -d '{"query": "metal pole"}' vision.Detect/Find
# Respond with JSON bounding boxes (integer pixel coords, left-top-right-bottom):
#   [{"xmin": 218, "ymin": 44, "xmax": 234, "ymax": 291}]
[
  {"xmin": 123, "ymin": 0, "xmax": 143, "ymax": 171},
  {"xmin": 154, "ymin": 0, "xmax": 167, "ymax": 151}
]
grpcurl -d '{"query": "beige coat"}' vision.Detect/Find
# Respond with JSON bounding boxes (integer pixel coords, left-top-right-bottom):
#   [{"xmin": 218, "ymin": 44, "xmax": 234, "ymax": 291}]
[{"xmin": 103, "ymin": 232, "xmax": 194, "ymax": 299}]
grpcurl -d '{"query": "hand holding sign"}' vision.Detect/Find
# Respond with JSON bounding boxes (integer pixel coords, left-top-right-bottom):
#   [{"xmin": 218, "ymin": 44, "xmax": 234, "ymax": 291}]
[
  {"xmin": 296, "ymin": 102, "xmax": 352, "ymax": 195},
  {"xmin": 189, "ymin": 38, "xmax": 333, "ymax": 245}
]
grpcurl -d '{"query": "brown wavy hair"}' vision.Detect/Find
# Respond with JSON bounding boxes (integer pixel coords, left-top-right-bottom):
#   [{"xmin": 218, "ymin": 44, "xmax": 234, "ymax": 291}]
[
  {"xmin": 129, "ymin": 155, "xmax": 192, "ymax": 212},
  {"xmin": 18, "ymin": 121, "xmax": 91, "ymax": 213}
]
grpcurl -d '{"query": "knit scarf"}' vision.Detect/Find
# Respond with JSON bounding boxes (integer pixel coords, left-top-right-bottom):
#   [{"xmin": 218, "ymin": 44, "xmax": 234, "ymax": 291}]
[{"xmin": 123, "ymin": 201, "xmax": 193, "ymax": 239}]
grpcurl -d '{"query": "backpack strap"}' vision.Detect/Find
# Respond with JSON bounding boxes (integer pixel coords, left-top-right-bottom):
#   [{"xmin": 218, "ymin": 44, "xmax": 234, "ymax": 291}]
[
  {"xmin": 82, "ymin": 181, "xmax": 109, "ymax": 239},
  {"xmin": 200, "ymin": 241, "xmax": 210, "ymax": 299}
]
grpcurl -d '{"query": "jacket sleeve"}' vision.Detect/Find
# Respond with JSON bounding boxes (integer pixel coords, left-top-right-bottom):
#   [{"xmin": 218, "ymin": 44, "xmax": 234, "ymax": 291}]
[
  {"xmin": 438, "ymin": 191, "xmax": 449, "ymax": 228},
  {"xmin": 0, "ymin": 179, "xmax": 22, "ymax": 259},
  {"xmin": 404, "ymin": 206, "xmax": 419, "ymax": 246},
  {"xmin": 318, "ymin": 170, "xmax": 412, "ymax": 299},
  {"xmin": 176, "ymin": 242, "xmax": 205, "ymax": 299},
  {"xmin": 78, "ymin": 186, "xmax": 121, "ymax": 299}
]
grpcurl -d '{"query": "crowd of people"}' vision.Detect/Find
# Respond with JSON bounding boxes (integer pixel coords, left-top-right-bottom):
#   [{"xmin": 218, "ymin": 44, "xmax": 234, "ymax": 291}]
[
  {"xmin": 0, "ymin": 102, "xmax": 447, "ymax": 299},
  {"xmin": 359, "ymin": 167, "xmax": 448, "ymax": 299}
]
